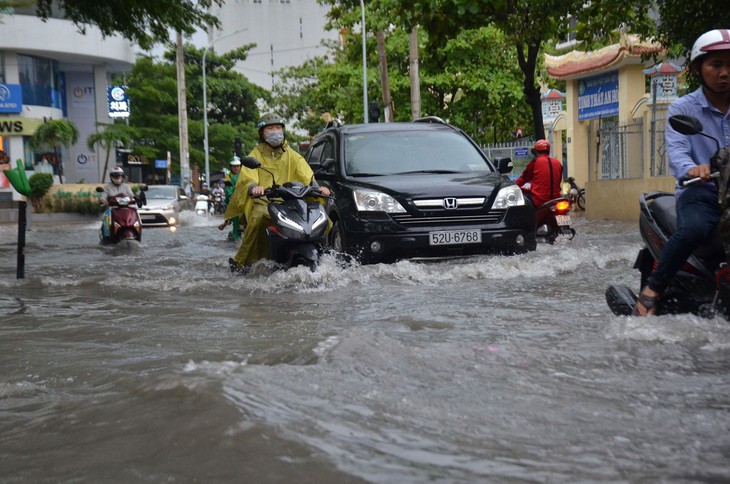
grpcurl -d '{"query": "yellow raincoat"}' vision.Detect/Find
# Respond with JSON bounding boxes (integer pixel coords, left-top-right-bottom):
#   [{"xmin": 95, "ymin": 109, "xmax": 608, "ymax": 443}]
[{"xmin": 224, "ymin": 142, "xmax": 326, "ymax": 266}]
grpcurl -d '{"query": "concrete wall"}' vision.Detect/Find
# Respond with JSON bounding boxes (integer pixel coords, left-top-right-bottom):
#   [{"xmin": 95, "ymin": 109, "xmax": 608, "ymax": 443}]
[{"xmin": 585, "ymin": 177, "xmax": 675, "ymax": 221}]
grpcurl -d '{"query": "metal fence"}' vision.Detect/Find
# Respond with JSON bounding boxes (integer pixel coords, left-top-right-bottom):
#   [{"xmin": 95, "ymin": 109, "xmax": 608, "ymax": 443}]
[
  {"xmin": 597, "ymin": 119, "xmax": 644, "ymax": 179},
  {"xmin": 482, "ymin": 140, "xmax": 535, "ymax": 180}
]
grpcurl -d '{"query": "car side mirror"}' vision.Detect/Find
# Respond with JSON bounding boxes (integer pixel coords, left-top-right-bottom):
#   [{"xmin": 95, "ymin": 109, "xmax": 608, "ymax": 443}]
[
  {"xmin": 497, "ymin": 157, "xmax": 513, "ymax": 174},
  {"xmin": 241, "ymin": 157, "xmax": 261, "ymax": 169}
]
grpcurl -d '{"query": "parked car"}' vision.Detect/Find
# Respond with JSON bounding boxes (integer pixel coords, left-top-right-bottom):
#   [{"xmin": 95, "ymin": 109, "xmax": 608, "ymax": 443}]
[
  {"xmin": 305, "ymin": 117, "xmax": 537, "ymax": 263},
  {"xmin": 137, "ymin": 185, "xmax": 192, "ymax": 226}
]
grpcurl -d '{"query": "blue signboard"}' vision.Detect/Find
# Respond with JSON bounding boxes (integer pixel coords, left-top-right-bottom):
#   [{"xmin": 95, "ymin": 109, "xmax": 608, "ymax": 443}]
[
  {"xmin": 107, "ymin": 85, "xmax": 130, "ymax": 118},
  {"xmin": 155, "ymin": 159, "xmax": 168, "ymax": 169},
  {"xmin": 578, "ymin": 72, "xmax": 619, "ymax": 121},
  {"xmin": 514, "ymin": 147, "xmax": 529, "ymax": 158},
  {"xmin": 0, "ymin": 84, "xmax": 23, "ymax": 113}
]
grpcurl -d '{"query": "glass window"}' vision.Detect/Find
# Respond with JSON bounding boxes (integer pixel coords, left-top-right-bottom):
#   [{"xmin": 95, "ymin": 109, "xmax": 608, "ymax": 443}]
[
  {"xmin": 17, "ymin": 54, "xmax": 62, "ymax": 108},
  {"xmin": 344, "ymin": 130, "xmax": 491, "ymax": 176}
]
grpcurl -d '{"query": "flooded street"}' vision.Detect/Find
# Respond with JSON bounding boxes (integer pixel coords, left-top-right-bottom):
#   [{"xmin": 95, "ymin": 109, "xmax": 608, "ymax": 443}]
[{"xmin": 1, "ymin": 212, "xmax": 729, "ymax": 483}]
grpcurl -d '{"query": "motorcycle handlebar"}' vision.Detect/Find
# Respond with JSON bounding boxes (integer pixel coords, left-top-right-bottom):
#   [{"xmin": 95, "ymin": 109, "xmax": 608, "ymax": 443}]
[{"xmin": 680, "ymin": 171, "xmax": 719, "ymax": 187}]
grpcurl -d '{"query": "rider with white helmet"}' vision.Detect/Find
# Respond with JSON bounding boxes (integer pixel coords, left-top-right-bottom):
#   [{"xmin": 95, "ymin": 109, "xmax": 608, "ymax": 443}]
[
  {"xmin": 100, "ymin": 166, "xmax": 136, "ymax": 206},
  {"xmin": 634, "ymin": 29, "xmax": 730, "ymax": 316}
]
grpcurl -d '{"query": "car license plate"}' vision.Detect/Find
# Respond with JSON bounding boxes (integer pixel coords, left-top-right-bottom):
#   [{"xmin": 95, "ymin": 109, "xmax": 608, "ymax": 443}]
[
  {"xmin": 556, "ymin": 215, "xmax": 571, "ymax": 226},
  {"xmin": 429, "ymin": 229, "xmax": 482, "ymax": 246},
  {"xmin": 141, "ymin": 215, "xmax": 156, "ymax": 221}
]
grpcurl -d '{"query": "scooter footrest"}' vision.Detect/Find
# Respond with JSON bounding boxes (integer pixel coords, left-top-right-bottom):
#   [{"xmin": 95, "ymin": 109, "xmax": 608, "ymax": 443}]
[{"xmin": 606, "ymin": 285, "xmax": 637, "ymax": 316}]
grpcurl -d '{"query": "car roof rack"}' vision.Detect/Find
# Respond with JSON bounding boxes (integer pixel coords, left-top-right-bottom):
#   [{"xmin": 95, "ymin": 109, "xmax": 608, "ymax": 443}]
[
  {"xmin": 325, "ymin": 119, "xmax": 343, "ymax": 129},
  {"xmin": 414, "ymin": 116, "xmax": 447, "ymax": 125}
]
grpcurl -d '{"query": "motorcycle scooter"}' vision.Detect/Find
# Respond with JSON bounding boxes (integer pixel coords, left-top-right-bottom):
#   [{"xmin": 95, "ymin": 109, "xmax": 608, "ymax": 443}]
[
  {"xmin": 195, "ymin": 194, "xmax": 214, "ymax": 215},
  {"xmin": 522, "ymin": 184, "xmax": 576, "ymax": 244},
  {"xmin": 236, "ymin": 156, "xmax": 329, "ymax": 272},
  {"xmin": 96, "ymin": 186, "xmax": 147, "ymax": 245},
  {"xmin": 605, "ymin": 114, "xmax": 730, "ymax": 319}
]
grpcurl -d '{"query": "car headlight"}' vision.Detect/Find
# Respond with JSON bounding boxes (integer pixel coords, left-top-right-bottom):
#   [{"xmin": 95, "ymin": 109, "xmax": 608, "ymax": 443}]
[
  {"xmin": 162, "ymin": 204, "xmax": 174, "ymax": 210},
  {"xmin": 353, "ymin": 188, "xmax": 406, "ymax": 213},
  {"xmin": 491, "ymin": 185, "xmax": 525, "ymax": 209}
]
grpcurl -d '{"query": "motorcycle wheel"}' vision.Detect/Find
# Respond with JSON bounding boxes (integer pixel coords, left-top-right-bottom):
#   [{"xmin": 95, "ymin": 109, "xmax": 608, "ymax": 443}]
[{"xmin": 576, "ymin": 190, "xmax": 586, "ymax": 211}]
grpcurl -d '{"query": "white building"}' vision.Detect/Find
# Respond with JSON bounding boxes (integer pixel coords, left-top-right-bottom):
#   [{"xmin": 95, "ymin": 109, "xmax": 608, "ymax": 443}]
[
  {"xmin": 0, "ymin": 5, "xmax": 135, "ymax": 193},
  {"xmin": 208, "ymin": 0, "xmax": 340, "ymax": 91}
]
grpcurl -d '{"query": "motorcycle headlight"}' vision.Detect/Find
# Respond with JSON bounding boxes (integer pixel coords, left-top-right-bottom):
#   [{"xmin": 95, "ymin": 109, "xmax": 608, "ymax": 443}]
[
  {"xmin": 312, "ymin": 212, "xmax": 328, "ymax": 231},
  {"xmin": 491, "ymin": 185, "xmax": 525, "ymax": 209},
  {"xmin": 276, "ymin": 212, "xmax": 305, "ymax": 232},
  {"xmin": 353, "ymin": 188, "xmax": 406, "ymax": 213}
]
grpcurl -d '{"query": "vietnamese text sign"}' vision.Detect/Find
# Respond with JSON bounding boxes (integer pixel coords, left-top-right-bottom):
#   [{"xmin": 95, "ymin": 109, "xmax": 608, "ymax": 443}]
[
  {"xmin": 578, "ymin": 72, "xmax": 618, "ymax": 121},
  {"xmin": 107, "ymin": 85, "xmax": 130, "ymax": 119}
]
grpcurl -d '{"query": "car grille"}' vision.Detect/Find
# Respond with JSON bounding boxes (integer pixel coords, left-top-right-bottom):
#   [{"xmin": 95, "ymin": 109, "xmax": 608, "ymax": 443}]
[{"xmin": 391, "ymin": 210, "xmax": 504, "ymax": 227}]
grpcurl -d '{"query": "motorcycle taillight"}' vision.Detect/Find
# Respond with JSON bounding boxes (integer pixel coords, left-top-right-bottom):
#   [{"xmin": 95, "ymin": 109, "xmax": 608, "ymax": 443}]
[{"xmin": 555, "ymin": 200, "xmax": 571, "ymax": 214}]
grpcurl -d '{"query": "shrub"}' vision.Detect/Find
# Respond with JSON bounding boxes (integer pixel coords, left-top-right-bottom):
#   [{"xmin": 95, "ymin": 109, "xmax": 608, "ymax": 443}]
[{"xmin": 28, "ymin": 173, "xmax": 54, "ymax": 212}]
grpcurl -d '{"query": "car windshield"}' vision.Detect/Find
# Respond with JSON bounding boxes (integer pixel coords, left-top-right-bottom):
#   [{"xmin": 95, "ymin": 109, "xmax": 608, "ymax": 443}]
[
  {"xmin": 344, "ymin": 130, "xmax": 491, "ymax": 176},
  {"xmin": 145, "ymin": 187, "xmax": 176, "ymax": 200}
]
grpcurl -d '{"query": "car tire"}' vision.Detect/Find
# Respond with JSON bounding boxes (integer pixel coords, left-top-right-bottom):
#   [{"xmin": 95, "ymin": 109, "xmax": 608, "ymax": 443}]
[{"xmin": 330, "ymin": 220, "xmax": 347, "ymax": 253}]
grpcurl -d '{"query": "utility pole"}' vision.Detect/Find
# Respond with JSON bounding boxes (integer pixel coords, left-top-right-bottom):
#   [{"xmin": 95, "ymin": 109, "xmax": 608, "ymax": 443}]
[
  {"xmin": 376, "ymin": 31, "xmax": 394, "ymax": 122},
  {"xmin": 409, "ymin": 26, "xmax": 421, "ymax": 120},
  {"xmin": 176, "ymin": 31, "xmax": 190, "ymax": 186}
]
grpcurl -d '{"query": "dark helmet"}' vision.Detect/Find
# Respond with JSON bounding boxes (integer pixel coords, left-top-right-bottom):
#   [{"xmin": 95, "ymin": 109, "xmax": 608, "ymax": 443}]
[{"xmin": 257, "ymin": 113, "xmax": 285, "ymax": 141}]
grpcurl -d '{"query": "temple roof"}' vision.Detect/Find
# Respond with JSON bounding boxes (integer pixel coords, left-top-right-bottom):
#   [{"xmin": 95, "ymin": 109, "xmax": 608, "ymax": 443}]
[{"xmin": 545, "ymin": 34, "xmax": 664, "ymax": 80}]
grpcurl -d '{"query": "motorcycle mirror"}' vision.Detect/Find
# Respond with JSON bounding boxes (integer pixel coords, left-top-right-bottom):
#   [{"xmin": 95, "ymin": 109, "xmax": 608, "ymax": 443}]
[
  {"xmin": 95, "ymin": 186, "xmax": 104, "ymax": 193},
  {"xmin": 241, "ymin": 157, "xmax": 262, "ymax": 169},
  {"xmin": 140, "ymin": 184, "xmax": 148, "ymax": 191},
  {"xmin": 669, "ymin": 114, "xmax": 721, "ymax": 151},
  {"xmin": 669, "ymin": 114, "xmax": 703, "ymax": 135}
]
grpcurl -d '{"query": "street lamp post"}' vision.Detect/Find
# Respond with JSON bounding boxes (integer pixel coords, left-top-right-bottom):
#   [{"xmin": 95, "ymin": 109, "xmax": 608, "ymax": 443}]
[
  {"xmin": 202, "ymin": 48, "xmax": 210, "ymax": 187},
  {"xmin": 360, "ymin": 0, "xmax": 368, "ymax": 123}
]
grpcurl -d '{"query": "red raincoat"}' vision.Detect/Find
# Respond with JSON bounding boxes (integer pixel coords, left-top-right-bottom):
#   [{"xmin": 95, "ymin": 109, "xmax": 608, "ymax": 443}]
[{"xmin": 515, "ymin": 154, "xmax": 563, "ymax": 208}]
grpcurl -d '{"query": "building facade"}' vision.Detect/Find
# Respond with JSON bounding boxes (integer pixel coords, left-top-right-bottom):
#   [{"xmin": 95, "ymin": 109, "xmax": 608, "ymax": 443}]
[
  {"xmin": 0, "ymin": 6, "xmax": 135, "ymax": 197},
  {"xmin": 208, "ymin": 0, "xmax": 340, "ymax": 91}
]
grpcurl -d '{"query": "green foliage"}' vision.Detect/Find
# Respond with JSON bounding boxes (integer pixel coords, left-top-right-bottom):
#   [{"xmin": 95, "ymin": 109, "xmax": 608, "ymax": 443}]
[
  {"xmin": 28, "ymin": 173, "xmax": 54, "ymax": 212},
  {"xmin": 118, "ymin": 46, "xmax": 265, "ymax": 175},
  {"xmin": 654, "ymin": 0, "xmax": 730, "ymax": 65},
  {"xmin": 274, "ymin": 23, "xmax": 530, "ymax": 143},
  {"xmin": 30, "ymin": 119, "xmax": 80, "ymax": 151},
  {"xmin": 32, "ymin": 0, "xmax": 222, "ymax": 50},
  {"xmin": 87, "ymin": 122, "xmax": 135, "ymax": 183}
]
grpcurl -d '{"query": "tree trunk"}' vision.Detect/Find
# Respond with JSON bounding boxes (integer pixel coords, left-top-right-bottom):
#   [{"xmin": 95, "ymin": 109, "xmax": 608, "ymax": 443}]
[
  {"xmin": 409, "ymin": 27, "xmax": 421, "ymax": 120},
  {"xmin": 376, "ymin": 31, "xmax": 394, "ymax": 122},
  {"xmin": 515, "ymin": 41, "xmax": 545, "ymax": 140}
]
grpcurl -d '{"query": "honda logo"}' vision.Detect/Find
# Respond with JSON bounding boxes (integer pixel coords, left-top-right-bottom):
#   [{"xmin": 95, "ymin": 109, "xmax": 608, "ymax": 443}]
[{"xmin": 443, "ymin": 198, "xmax": 459, "ymax": 209}]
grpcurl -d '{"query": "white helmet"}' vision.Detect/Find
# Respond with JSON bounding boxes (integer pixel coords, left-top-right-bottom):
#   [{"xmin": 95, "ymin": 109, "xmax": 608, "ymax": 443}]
[
  {"xmin": 691, "ymin": 29, "xmax": 730, "ymax": 63},
  {"xmin": 110, "ymin": 166, "xmax": 125, "ymax": 185}
]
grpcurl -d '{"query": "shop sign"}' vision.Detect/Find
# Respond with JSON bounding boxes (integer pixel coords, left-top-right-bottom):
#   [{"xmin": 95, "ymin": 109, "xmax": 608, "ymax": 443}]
[
  {"xmin": 107, "ymin": 85, "xmax": 130, "ymax": 119},
  {"xmin": 0, "ymin": 117, "xmax": 44, "ymax": 136},
  {"xmin": 578, "ymin": 72, "xmax": 619, "ymax": 121},
  {"xmin": 0, "ymin": 84, "xmax": 23, "ymax": 113}
]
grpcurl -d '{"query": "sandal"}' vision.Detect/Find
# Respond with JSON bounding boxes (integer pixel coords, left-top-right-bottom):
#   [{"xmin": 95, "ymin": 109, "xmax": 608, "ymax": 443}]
[{"xmin": 633, "ymin": 290, "xmax": 659, "ymax": 316}]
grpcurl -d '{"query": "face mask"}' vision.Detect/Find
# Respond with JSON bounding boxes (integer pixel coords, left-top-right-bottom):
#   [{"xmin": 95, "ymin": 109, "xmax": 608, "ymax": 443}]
[{"xmin": 264, "ymin": 131, "xmax": 285, "ymax": 147}]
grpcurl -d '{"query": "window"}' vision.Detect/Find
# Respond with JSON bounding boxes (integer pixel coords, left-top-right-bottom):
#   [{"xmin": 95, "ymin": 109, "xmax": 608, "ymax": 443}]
[{"xmin": 17, "ymin": 54, "xmax": 62, "ymax": 109}]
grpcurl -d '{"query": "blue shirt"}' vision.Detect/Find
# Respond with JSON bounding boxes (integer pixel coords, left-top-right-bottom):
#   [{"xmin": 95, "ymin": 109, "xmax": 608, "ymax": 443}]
[{"xmin": 666, "ymin": 88, "xmax": 730, "ymax": 198}]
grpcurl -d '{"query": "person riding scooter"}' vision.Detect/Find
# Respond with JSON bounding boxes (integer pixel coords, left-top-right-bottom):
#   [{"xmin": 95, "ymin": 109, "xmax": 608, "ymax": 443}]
[
  {"xmin": 100, "ymin": 166, "xmax": 138, "ymax": 207},
  {"xmin": 634, "ymin": 29, "xmax": 730, "ymax": 316},
  {"xmin": 515, "ymin": 139, "xmax": 563, "ymax": 225},
  {"xmin": 224, "ymin": 113, "xmax": 331, "ymax": 272},
  {"xmin": 218, "ymin": 155, "xmax": 244, "ymax": 240}
]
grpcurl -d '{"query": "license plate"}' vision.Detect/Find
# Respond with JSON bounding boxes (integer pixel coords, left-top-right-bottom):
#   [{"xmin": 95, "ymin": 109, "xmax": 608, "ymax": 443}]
[
  {"xmin": 429, "ymin": 229, "xmax": 482, "ymax": 246},
  {"xmin": 141, "ymin": 215, "xmax": 156, "ymax": 221},
  {"xmin": 556, "ymin": 215, "xmax": 571, "ymax": 226}
]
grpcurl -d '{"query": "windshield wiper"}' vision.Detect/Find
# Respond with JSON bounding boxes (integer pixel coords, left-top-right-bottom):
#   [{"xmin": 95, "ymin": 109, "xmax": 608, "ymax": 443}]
[
  {"xmin": 392, "ymin": 169, "xmax": 462, "ymax": 175},
  {"xmin": 349, "ymin": 172, "xmax": 386, "ymax": 177}
]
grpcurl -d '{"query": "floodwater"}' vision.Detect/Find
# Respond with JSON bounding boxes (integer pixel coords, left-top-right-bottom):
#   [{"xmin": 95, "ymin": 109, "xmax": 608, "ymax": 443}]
[{"xmin": 1, "ymin": 212, "xmax": 729, "ymax": 483}]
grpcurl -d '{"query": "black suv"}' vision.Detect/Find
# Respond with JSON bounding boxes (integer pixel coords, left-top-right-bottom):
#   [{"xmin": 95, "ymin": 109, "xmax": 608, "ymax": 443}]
[{"xmin": 306, "ymin": 118, "xmax": 536, "ymax": 263}]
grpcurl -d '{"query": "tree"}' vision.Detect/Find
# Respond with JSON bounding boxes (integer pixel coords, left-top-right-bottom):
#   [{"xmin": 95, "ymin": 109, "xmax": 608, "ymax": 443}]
[
  {"xmin": 29, "ymin": 119, "xmax": 80, "ymax": 184},
  {"xmin": 654, "ymin": 0, "xmax": 730, "ymax": 61},
  {"xmin": 274, "ymin": 25, "xmax": 531, "ymax": 143},
  {"xmin": 324, "ymin": 0, "xmax": 656, "ymax": 139},
  {"xmin": 31, "ymin": 0, "xmax": 222, "ymax": 50},
  {"xmin": 119, "ymin": 45, "xmax": 265, "ymax": 175},
  {"xmin": 87, "ymin": 122, "xmax": 135, "ymax": 183}
]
